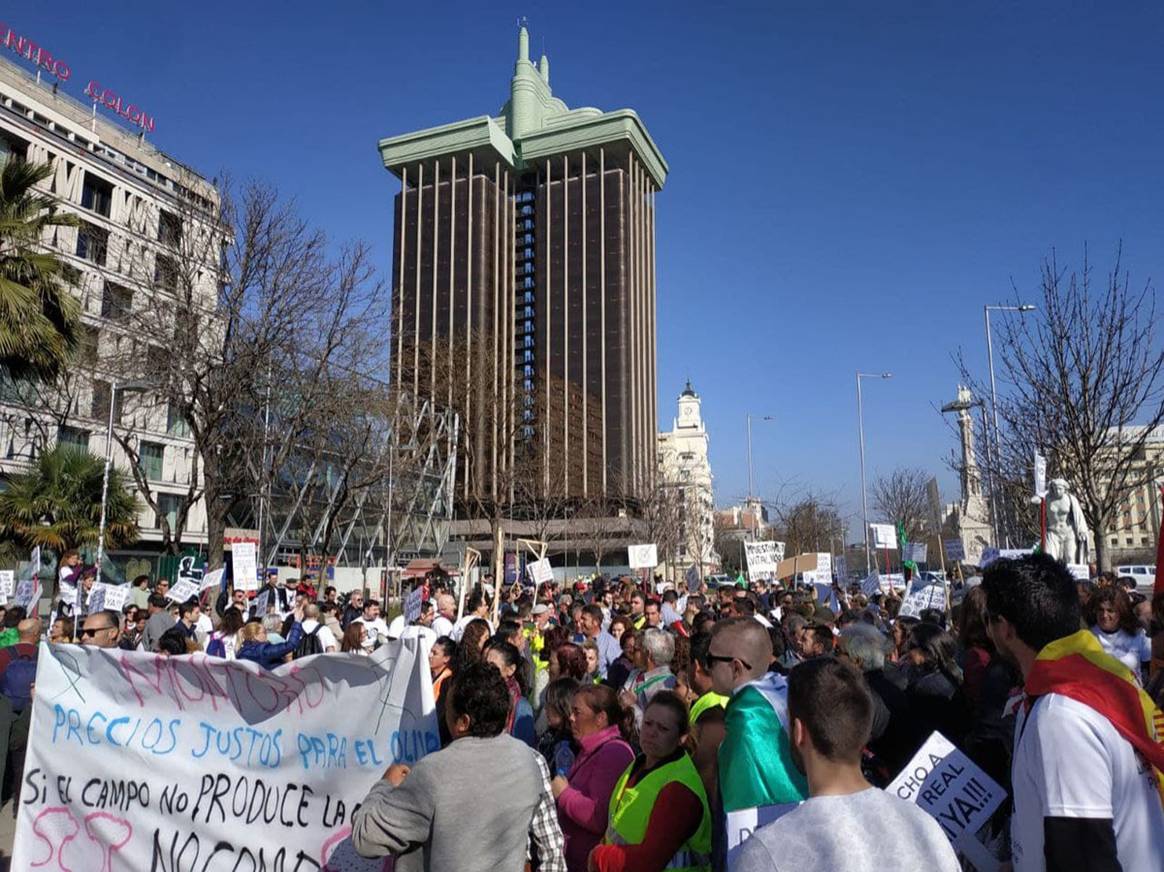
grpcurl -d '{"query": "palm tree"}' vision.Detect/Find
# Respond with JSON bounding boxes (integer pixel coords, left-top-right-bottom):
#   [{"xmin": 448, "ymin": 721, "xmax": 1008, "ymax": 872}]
[
  {"xmin": 0, "ymin": 156, "xmax": 81, "ymax": 381},
  {"xmin": 0, "ymin": 445, "xmax": 140, "ymax": 554}
]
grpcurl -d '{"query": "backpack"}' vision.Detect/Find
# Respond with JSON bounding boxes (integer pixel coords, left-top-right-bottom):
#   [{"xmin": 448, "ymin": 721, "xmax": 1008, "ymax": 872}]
[
  {"xmin": 206, "ymin": 633, "xmax": 227, "ymax": 658},
  {"xmin": 294, "ymin": 626, "xmax": 324, "ymax": 660},
  {"xmin": 1, "ymin": 652, "xmax": 37, "ymax": 713}
]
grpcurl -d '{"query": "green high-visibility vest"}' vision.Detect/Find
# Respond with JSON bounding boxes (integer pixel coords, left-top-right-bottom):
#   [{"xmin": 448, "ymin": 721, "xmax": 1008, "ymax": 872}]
[
  {"xmin": 604, "ymin": 753, "xmax": 712, "ymax": 872},
  {"xmin": 688, "ymin": 691, "xmax": 728, "ymax": 728}
]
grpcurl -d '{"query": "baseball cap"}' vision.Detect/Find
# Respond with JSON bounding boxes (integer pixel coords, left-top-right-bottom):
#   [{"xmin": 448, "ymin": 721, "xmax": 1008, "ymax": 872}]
[{"xmin": 531, "ymin": 604, "xmax": 551, "ymax": 616}]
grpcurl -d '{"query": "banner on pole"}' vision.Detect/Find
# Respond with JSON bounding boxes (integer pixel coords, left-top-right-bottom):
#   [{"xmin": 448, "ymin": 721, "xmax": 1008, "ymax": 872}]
[
  {"xmin": 13, "ymin": 640, "xmax": 437, "ymax": 870},
  {"xmin": 0, "ymin": 570, "xmax": 13, "ymax": 605},
  {"xmin": 86, "ymin": 582, "xmax": 128, "ymax": 614},
  {"xmin": 744, "ymin": 541, "xmax": 781, "ymax": 575},
  {"xmin": 167, "ymin": 578, "xmax": 202, "ymax": 604},
  {"xmin": 1034, "ymin": 452, "xmax": 1047, "ymax": 498},
  {"xmin": 870, "ymin": 524, "xmax": 897, "ymax": 550},
  {"xmin": 627, "ymin": 544, "xmax": 658, "ymax": 569},
  {"xmin": 231, "ymin": 541, "xmax": 259, "ymax": 592}
]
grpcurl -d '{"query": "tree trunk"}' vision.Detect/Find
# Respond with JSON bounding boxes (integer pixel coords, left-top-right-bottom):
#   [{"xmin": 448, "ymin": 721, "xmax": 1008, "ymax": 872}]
[
  {"xmin": 204, "ymin": 455, "xmax": 226, "ymax": 570},
  {"xmin": 1093, "ymin": 518, "xmax": 1108, "ymax": 573}
]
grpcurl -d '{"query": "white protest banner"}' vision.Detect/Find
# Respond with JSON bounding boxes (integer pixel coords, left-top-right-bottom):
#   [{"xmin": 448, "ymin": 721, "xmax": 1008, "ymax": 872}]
[
  {"xmin": 904, "ymin": 542, "xmax": 928, "ymax": 564},
  {"xmin": 0, "ymin": 570, "xmax": 13, "ymax": 605},
  {"xmin": 1067, "ymin": 563, "xmax": 1091, "ymax": 581},
  {"xmin": 404, "ymin": 583, "xmax": 428, "ymax": 623},
  {"xmin": 13, "ymin": 638, "xmax": 438, "ymax": 870},
  {"xmin": 627, "ymin": 543, "xmax": 658, "ymax": 569},
  {"xmin": 887, "ymin": 731, "xmax": 1006, "ymax": 868},
  {"xmin": 870, "ymin": 523, "xmax": 897, "ymax": 550},
  {"xmin": 231, "ymin": 541, "xmax": 259, "ymax": 591},
  {"xmin": 744, "ymin": 541, "xmax": 781, "ymax": 575},
  {"xmin": 167, "ymin": 578, "xmax": 202, "ymax": 603},
  {"xmin": 527, "ymin": 558, "xmax": 554, "ymax": 585},
  {"xmin": 725, "ymin": 803, "xmax": 798, "ymax": 866},
  {"xmin": 943, "ymin": 538, "xmax": 965, "ymax": 561},
  {"xmin": 978, "ymin": 547, "xmax": 1033, "ymax": 569},
  {"xmin": 898, "ymin": 582, "xmax": 946, "ymax": 618},
  {"xmin": 1033, "ymin": 451, "xmax": 1047, "ymax": 498},
  {"xmin": 201, "ymin": 567, "xmax": 225, "ymax": 592},
  {"xmin": 879, "ymin": 572, "xmax": 906, "ymax": 593}
]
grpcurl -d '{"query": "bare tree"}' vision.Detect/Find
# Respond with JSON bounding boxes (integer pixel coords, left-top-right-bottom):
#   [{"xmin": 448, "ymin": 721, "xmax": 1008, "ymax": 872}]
[
  {"xmin": 957, "ymin": 245, "xmax": 1164, "ymax": 570},
  {"xmin": 770, "ymin": 491, "xmax": 845, "ymax": 557},
  {"xmin": 870, "ymin": 467, "xmax": 930, "ymax": 541}
]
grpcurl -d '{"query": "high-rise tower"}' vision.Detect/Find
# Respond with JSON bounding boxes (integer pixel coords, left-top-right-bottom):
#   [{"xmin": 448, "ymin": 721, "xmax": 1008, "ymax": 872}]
[{"xmin": 378, "ymin": 26, "xmax": 668, "ymax": 510}]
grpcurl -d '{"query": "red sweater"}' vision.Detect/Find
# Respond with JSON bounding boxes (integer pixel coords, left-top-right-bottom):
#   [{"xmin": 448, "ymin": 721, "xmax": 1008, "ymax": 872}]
[{"xmin": 587, "ymin": 780, "xmax": 703, "ymax": 872}]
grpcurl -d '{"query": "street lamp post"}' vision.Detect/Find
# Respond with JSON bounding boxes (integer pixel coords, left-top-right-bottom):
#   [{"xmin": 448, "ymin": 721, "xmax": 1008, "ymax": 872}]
[
  {"xmin": 95, "ymin": 379, "xmax": 154, "ymax": 588},
  {"xmin": 745, "ymin": 413, "xmax": 775, "ymax": 543},
  {"xmin": 856, "ymin": 371, "xmax": 893, "ymax": 574},
  {"xmin": 984, "ymin": 304, "xmax": 1036, "ymax": 547}
]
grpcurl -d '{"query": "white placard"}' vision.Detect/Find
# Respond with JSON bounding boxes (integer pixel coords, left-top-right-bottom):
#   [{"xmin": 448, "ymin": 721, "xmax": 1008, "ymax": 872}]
[
  {"xmin": 231, "ymin": 541, "xmax": 259, "ymax": 591},
  {"xmin": 200, "ymin": 567, "xmax": 225, "ymax": 591},
  {"xmin": 904, "ymin": 542, "xmax": 928, "ymax": 563},
  {"xmin": 943, "ymin": 538, "xmax": 965, "ymax": 561},
  {"xmin": 1067, "ymin": 563, "xmax": 1091, "ymax": 580},
  {"xmin": 887, "ymin": 731, "xmax": 1006, "ymax": 850},
  {"xmin": 1033, "ymin": 451, "xmax": 1047, "ymax": 498},
  {"xmin": 860, "ymin": 571, "xmax": 882, "ymax": 597},
  {"xmin": 898, "ymin": 581, "xmax": 946, "ymax": 618},
  {"xmin": 870, "ymin": 523, "xmax": 897, "ymax": 550},
  {"xmin": 0, "ymin": 570, "xmax": 13, "ymax": 605},
  {"xmin": 167, "ymin": 578, "xmax": 202, "ymax": 603},
  {"xmin": 880, "ymin": 572, "xmax": 906, "ymax": 593},
  {"xmin": 29, "ymin": 546, "xmax": 41, "ymax": 581},
  {"xmin": 725, "ymin": 803, "xmax": 799, "ymax": 866},
  {"xmin": 834, "ymin": 555, "xmax": 847, "ymax": 583},
  {"xmin": 58, "ymin": 582, "xmax": 78, "ymax": 607},
  {"xmin": 527, "ymin": 558, "xmax": 554, "ymax": 585},
  {"xmin": 744, "ymin": 541, "xmax": 781, "ymax": 575},
  {"xmin": 12, "ymin": 639, "xmax": 438, "ymax": 870},
  {"xmin": 978, "ymin": 547, "xmax": 1033, "ymax": 568},
  {"xmin": 86, "ymin": 582, "xmax": 128, "ymax": 615},
  {"xmin": 627, "ymin": 543, "xmax": 658, "ymax": 569}
]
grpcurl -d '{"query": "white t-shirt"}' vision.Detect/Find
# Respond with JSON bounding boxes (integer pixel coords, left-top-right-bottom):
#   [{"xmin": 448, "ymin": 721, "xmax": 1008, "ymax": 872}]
[
  {"xmin": 431, "ymin": 615, "xmax": 455, "ymax": 638},
  {"xmin": 301, "ymin": 619, "xmax": 338, "ymax": 652},
  {"xmin": 1011, "ymin": 693, "xmax": 1164, "ymax": 872},
  {"xmin": 734, "ymin": 787, "xmax": 959, "ymax": 872},
  {"xmin": 451, "ymin": 614, "xmax": 492, "ymax": 642},
  {"xmin": 1090, "ymin": 627, "xmax": 1151, "ymax": 677}
]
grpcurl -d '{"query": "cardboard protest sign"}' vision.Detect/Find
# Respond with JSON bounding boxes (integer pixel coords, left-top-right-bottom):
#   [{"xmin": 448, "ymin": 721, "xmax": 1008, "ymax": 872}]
[
  {"xmin": 744, "ymin": 541, "xmax": 783, "ymax": 575},
  {"xmin": 725, "ymin": 803, "xmax": 798, "ymax": 866},
  {"xmin": 200, "ymin": 567, "xmax": 225, "ymax": 592},
  {"xmin": 87, "ymin": 583, "xmax": 129, "ymax": 615},
  {"xmin": 943, "ymin": 538, "xmax": 965, "ymax": 561},
  {"xmin": 887, "ymin": 731, "xmax": 1005, "ymax": 844},
  {"xmin": 13, "ymin": 639, "xmax": 438, "ymax": 870},
  {"xmin": 527, "ymin": 558, "xmax": 553, "ymax": 585},
  {"xmin": 860, "ymin": 571, "xmax": 882, "ymax": 597},
  {"xmin": 0, "ymin": 570, "xmax": 13, "ymax": 605},
  {"xmin": 167, "ymin": 578, "xmax": 202, "ymax": 603},
  {"xmin": 627, "ymin": 544, "xmax": 658, "ymax": 569},
  {"xmin": 1067, "ymin": 564, "xmax": 1090, "ymax": 580},
  {"xmin": 870, "ymin": 524, "xmax": 897, "ymax": 550},
  {"xmin": 898, "ymin": 582, "xmax": 946, "ymax": 619},
  {"xmin": 404, "ymin": 583, "xmax": 428, "ymax": 623},
  {"xmin": 231, "ymin": 541, "xmax": 259, "ymax": 591}
]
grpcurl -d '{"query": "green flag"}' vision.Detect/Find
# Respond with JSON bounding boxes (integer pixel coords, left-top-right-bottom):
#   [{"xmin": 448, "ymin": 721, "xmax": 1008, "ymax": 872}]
[{"xmin": 898, "ymin": 521, "xmax": 918, "ymax": 574}]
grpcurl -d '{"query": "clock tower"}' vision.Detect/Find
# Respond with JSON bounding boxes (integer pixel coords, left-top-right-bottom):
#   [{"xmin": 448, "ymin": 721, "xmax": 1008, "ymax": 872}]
[{"xmin": 657, "ymin": 381, "xmax": 718, "ymax": 573}]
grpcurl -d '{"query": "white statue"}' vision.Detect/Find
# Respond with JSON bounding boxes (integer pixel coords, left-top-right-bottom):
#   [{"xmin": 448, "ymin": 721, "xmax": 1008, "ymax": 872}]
[{"xmin": 1044, "ymin": 478, "xmax": 1089, "ymax": 565}]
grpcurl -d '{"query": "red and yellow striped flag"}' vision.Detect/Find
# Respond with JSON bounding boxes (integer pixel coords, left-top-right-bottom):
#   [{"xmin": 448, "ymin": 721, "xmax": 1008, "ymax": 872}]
[{"xmin": 1026, "ymin": 629, "xmax": 1164, "ymax": 807}]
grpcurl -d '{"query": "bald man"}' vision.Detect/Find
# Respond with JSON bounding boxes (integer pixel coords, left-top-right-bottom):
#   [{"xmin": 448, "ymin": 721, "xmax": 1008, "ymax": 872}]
[
  {"xmin": 708, "ymin": 618, "xmax": 807, "ymax": 817},
  {"xmin": 0, "ymin": 617, "xmax": 41, "ymax": 712}
]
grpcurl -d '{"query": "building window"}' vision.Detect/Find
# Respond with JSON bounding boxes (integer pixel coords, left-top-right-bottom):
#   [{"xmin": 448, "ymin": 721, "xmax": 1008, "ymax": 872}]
[
  {"xmin": 155, "ymin": 493, "xmax": 184, "ymax": 530},
  {"xmin": 0, "ymin": 133, "xmax": 28, "ymax": 166},
  {"xmin": 100, "ymin": 282, "xmax": 133, "ymax": 321},
  {"xmin": 167, "ymin": 404, "xmax": 190, "ymax": 438},
  {"xmin": 138, "ymin": 441, "xmax": 165, "ymax": 481},
  {"xmin": 77, "ymin": 324, "xmax": 100, "ymax": 366},
  {"xmin": 1126, "ymin": 537, "xmax": 1134, "ymax": 546},
  {"xmin": 76, "ymin": 222, "xmax": 109, "ymax": 266},
  {"xmin": 80, "ymin": 172, "xmax": 113, "ymax": 217},
  {"xmin": 155, "ymin": 254, "xmax": 177, "ymax": 291},
  {"xmin": 91, "ymin": 379, "xmax": 123, "ymax": 422},
  {"xmin": 57, "ymin": 426, "xmax": 89, "ymax": 454},
  {"xmin": 158, "ymin": 210, "xmax": 182, "ymax": 247}
]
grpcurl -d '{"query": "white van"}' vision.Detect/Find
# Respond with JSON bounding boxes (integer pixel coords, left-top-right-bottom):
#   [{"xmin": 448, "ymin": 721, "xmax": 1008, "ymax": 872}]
[{"xmin": 1116, "ymin": 565, "xmax": 1156, "ymax": 592}]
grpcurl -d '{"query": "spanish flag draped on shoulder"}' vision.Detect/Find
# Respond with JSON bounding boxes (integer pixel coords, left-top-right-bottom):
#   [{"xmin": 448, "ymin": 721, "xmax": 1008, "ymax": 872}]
[
  {"xmin": 718, "ymin": 672, "xmax": 809, "ymax": 812},
  {"xmin": 1026, "ymin": 629, "xmax": 1164, "ymax": 807}
]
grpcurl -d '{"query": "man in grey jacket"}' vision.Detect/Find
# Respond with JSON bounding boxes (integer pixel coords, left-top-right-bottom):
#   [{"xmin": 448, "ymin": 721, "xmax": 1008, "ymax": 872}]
[{"xmin": 353, "ymin": 662, "xmax": 566, "ymax": 872}]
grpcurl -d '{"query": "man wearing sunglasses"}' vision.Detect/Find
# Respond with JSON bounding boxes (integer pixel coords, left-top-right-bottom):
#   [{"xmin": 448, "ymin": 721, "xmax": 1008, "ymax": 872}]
[
  {"xmin": 709, "ymin": 617, "xmax": 807, "ymax": 820},
  {"xmin": 80, "ymin": 610, "xmax": 121, "ymax": 649}
]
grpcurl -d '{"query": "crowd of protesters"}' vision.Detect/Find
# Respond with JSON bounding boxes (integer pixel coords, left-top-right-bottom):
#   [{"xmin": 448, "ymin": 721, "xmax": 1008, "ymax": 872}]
[{"xmin": 0, "ymin": 553, "xmax": 1162, "ymax": 871}]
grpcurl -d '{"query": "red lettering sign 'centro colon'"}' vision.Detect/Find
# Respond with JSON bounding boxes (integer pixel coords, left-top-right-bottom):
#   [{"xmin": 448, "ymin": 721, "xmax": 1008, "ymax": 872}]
[{"xmin": 84, "ymin": 81, "xmax": 156, "ymax": 133}]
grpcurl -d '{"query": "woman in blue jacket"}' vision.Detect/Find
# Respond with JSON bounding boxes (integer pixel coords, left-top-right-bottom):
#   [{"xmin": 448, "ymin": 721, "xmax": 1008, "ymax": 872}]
[{"xmin": 237, "ymin": 607, "xmax": 305, "ymax": 669}]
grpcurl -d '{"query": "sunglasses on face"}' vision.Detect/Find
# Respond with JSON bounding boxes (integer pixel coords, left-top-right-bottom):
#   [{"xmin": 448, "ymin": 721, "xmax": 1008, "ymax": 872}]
[{"xmin": 81, "ymin": 626, "xmax": 115, "ymax": 637}]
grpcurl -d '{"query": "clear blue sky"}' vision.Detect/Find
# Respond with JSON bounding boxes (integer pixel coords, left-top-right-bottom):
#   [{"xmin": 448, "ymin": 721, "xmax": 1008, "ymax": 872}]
[{"xmin": 16, "ymin": 2, "xmax": 1164, "ymax": 539}]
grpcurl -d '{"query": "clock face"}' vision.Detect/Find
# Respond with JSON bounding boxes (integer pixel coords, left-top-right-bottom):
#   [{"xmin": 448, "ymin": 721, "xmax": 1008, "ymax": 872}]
[{"xmin": 679, "ymin": 403, "xmax": 699, "ymax": 426}]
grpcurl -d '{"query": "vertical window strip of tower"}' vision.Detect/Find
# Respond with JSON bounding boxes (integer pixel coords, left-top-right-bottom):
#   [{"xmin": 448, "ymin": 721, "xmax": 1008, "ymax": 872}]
[{"xmin": 515, "ymin": 179, "xmax": 537, "ymax": 443}]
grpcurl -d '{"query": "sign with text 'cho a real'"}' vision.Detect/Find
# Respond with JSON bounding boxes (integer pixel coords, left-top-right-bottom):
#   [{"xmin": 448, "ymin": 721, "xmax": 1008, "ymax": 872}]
[
  {"xmin": 13, "ymin": 639, "xmax": 438, "ymax": 871},
  {"xmin": 887, "ymin": 731, "xmax": 1005, "ymax": 864},
  {"xmin": 627, "ymin": 544, "xmax": 658, "ymax": 569}
]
